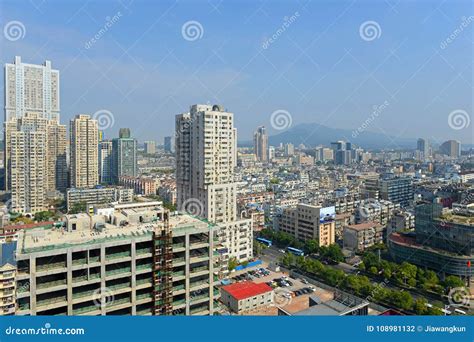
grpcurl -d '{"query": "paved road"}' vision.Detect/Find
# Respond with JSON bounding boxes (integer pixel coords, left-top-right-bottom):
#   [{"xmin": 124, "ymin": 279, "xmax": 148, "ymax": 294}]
[{"xmin": 259, "ymin": 245, "xmax": 451, "ymax": 307}]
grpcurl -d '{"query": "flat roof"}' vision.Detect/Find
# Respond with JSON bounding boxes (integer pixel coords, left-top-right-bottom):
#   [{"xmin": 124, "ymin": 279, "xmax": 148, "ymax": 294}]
[
  {"xmin": 17, "ymin": 213, "xmax": 211, "ymax": 254},
  {"xmin": 346, "ymin": 222, "xmax": 383, "ymax": 231},
  {"xmin": 222, "ymin": 281, "xmax": 273, "ymax": 300}
]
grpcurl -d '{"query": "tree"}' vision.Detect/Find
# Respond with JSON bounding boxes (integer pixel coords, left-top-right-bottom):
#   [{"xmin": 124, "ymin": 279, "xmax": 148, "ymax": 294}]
[
  {"xmin": 443, "ymin": 275, "xmax": 465, "ymax": 290},
  {"xmin": 396, "ymin": 262, "xmax": 417, "ymax": 286},
  {"xmin": 304, "ymin": 239, "xmax": 319, "ymax": 254},
  {"xmin": 414, "ymin": 297, "xmax": 428, "ymax": 315},
  {"xmin": 228, "ymin": 257, "xmax": 238, "ymax": 271},
  {"xmin": 369, "ymin": 266, "xmax": 378, "ymax": 275},
  {"xmin": 34, "ymin": 211, "xmax": 54, "ymax": 222},
  {"xmin": 69, "ymin": 201, "xmax": 87, "ymax": 214}
]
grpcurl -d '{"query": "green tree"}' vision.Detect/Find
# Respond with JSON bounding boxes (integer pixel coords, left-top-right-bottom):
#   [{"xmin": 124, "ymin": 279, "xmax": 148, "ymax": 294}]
[
  {"xmin": 34, "ymin": 211, "xmax": 54, "ymax": 222},
  {"xmin": 228, "ymin": 257, "xmax": 238, "ymax": 271},
  {"xmin": 69, "ymin": 201, "xmax": 87, "ymax": 214},
  {"xmin": 443, "ymin": 275, "xmax": 465, "ymax": 290},
  {"xmin": 304, "ymin": 239, "xmax": 319, "ymax": 254},
  {"xmin": 414, "ymin": 297, "xmax": 428, "ymax": 315}
]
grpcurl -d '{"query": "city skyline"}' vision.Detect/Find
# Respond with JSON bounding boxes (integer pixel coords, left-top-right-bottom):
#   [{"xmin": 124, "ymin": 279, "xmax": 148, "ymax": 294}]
[{"xmin": 1, "ymin": 0, "xmax": 472, "ymax": 145}]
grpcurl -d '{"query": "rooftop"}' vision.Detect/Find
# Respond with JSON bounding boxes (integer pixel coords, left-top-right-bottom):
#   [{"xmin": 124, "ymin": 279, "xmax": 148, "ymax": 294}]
[
  {"xmin": 17, "ymin": 213, "xmax": 211, "ymax": 254},
  {"xmin": 222, "ymin": 281, "xmax": 273, "ymax": 300},
  {"xmin": 346, "ymin": 222, "xmax": 383, "ymax": 231}
]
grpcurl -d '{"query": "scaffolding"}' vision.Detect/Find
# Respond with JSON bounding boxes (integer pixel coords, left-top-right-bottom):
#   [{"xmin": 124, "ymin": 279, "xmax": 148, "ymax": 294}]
[{"xmin": 153, "ymin": 210, "xmax": 173, "ymax": 315}]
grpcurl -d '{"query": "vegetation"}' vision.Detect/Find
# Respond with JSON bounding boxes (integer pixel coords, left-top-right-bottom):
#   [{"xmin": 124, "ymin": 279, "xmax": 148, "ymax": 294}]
[
  {"xmin": 34, "ymin": 211, "xmax": 55, "ymax": 222},
  {"xmin": 228, "ymin": 257, "xmax": 238, "ymax": 271},
  {"xmin": 69, "ymin": 201, "xmax": 87, "ymax": 214},
  {"xmin": 280, "ymin": 254, "xmax": 444, "ymax": 315},
  {"xmin": 253, "ymin": 241, "xmax": 267, "ymax": 257},
  {"xmin": 359, "ymin": 252, "xmax": 463, "ymax": 296}
]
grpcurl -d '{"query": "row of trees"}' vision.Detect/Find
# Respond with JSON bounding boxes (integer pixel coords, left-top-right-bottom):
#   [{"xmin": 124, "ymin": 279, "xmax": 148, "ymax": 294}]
[
  {"xmin": 280, "ymin": 254, "xmax": 444, "ymax": 315},
  {"xmin": 360, "ymin": 252, "xmax": 465, "ymax": 295}
]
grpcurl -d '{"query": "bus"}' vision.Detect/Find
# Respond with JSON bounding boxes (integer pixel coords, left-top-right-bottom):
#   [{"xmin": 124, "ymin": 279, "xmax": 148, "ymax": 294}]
[
  {"xmin": 256, "ymin": 237, "xmax": 272, "ymax": 247},
  {"xmin": 287, "ymin": 247, "xmax": 304, "ymax": 256}
]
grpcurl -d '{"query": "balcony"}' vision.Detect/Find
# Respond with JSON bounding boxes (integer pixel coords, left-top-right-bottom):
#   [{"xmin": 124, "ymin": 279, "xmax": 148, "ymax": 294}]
[
  {"xmin": 73, "ymin": 289, "xmax": 97, "ymax": 299},
  {"xmin": 106, "ymin": 267, "xmax": 131, "ymax": 277},
  {"xmin": 36, "ymin": 296, "xmax": 67, "ymax": 309},
  {"xmin": 37, "ymin": 279, "xmax": 67, "ymax": 290},
  {"xmin": 189, "ymin": 280, "xmax": 209, "ymax": 290},
  {"xmin": 73, "ymin": 305, "xmax": 100, "ymax": 315},
  {"xmin": 136, "ymin": 293, "xmax": 153, "ymax": 301},
  {"xmin": 72, "ymin": 258, "xmax": 87, "ymax": 266},
  {"xmin": 136, "ymin": 248, "xmax": 152, "ymax": 255},
  {"xmin": 36, "ymin": 262, "xmax": 66, "ymax": 272},
  {"xmin": 106, "ymin": 252, "xmax": 131, "ymax": 261},
  {"xmin": 136, "ymin": 264, "xmax": 152, "ymax": 272}
]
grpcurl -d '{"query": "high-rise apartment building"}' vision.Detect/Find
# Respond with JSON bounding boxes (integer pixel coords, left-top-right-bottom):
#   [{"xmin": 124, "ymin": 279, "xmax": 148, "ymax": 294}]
[
  {"xmin": 416, "ymin": 138, "xmax": 430, "ymax": 159},
  {"xmin": 144, "ymin": 141, "xmax": 156, "ymax": 155},
  {"xmin": 4, "ymin": 57, "xmax": 64, "ymax": 194},
  {"xmin": 176, "ymin": 104, "xmax": 252, "ymax": 262},
  {"xmin": 99, "ymin": 140, "xmax": 113, "ymax": 184},
  {"xmin": 164, "ymin": 136, "xmax": 173, "ymax": 153},
  {"xmin": 440, "ymin": 140, "xmax": 461, "ymax": 158},
  {"xmin": 253, "ymin": 126, "xmax": 268, "ymax": 162},
  {"xmin": 5, "ymin": 113, "xmax": 47, "ymax": 213},
  {"xmin": 4, "ymin": 56, "xmax": 60, "ymax": 122},
  {"xmin": 112, "ymin": 129, "xmax": 137, "ymax": 183},
  {"xmin": 70, "ymin": 115, "xmax": 99, "ymax": 188},
  {"xmin": 46, "ymin": 120, "xmax": 67, "ymax": 193},
  {"xmin": 284, "ymin": 143, "xmax": 294, "ymax": 157}
]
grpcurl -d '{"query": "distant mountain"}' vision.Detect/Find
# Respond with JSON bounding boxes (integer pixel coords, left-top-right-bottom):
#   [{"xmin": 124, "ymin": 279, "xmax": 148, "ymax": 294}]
[{"xmin": 262, "ymin": 123, "xmax": 416, "ymax": 150}]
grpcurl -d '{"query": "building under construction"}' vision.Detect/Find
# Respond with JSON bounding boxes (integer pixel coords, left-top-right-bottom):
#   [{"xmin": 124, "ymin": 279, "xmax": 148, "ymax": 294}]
[{"xmin": 13, "ymin": 202, "xmax": 222, "ymax": 315}]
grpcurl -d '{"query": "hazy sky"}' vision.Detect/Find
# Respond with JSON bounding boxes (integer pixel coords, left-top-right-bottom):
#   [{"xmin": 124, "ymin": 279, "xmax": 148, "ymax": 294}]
[{"xmin": 1, "ymin": 0, "xmax": 472, "ymax": 145}]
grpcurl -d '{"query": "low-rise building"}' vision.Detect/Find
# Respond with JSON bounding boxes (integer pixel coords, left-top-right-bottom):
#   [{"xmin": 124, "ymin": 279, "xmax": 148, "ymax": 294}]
[
  {"xmin": 343, "ymin": 222, "xmax": 384, "ymax": 252},
  {"xmin": 119, "ymin": 176, "xmax": 156, "ymax": 196},
  {"xmin": 220, "ymin": 281, "xmax": 273, "ymax": 313},
  {"xmin": 66, "ymin": 186, "xmax": 134, "ymax": 212},
  {"xmin": 275, "ymin": 204, "xmax": 335, "ymax": 246}
]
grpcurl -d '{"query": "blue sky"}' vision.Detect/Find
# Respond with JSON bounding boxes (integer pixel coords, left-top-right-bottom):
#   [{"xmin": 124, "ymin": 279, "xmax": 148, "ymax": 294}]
[{"xmin": 1, "ymin": 0, "xmax": 472, "ymax": 145}]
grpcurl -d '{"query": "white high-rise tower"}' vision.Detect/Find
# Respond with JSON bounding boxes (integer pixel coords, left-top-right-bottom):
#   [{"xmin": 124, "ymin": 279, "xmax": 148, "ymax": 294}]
[{"xmin": 176, "ymin": 104, "xmax": 252, "ymax": 262}]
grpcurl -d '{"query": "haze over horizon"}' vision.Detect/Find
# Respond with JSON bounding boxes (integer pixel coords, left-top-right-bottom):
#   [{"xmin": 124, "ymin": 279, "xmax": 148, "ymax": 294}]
[{"xmin": 1, "ymin": 0, "xmax": 472, "ymax": 145}]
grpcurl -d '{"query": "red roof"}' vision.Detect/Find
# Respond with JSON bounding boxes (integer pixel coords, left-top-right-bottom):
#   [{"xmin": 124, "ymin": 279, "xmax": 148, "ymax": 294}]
[{"xmin": 222, "ymin": 281, "xmax": 273, "ymax": 300}]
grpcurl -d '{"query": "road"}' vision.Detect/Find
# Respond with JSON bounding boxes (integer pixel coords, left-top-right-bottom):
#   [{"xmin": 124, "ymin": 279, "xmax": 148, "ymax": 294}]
[{"xmin": 259, "ymin": 245, "xmax": 451, "ymax": 307}]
